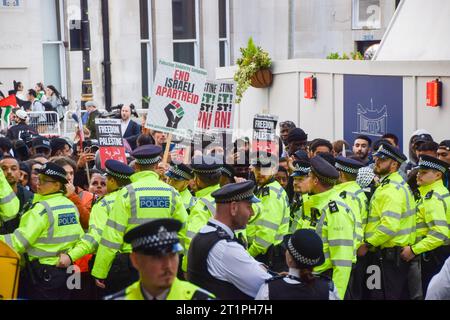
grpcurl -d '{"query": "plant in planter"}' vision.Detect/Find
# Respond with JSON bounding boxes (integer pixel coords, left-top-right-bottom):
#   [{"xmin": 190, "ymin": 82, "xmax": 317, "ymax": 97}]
[{"xmin": 234, "ymin": 37, "xmax": 272, "ymax": 103}]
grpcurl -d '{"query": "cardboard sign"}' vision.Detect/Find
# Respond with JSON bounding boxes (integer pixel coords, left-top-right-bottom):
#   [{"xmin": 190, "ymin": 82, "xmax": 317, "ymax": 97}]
[
  {"xmin": 146, "ymin": 59, "xmax": 207, "ymax": 138},
  {"xmin": 197, "ymin": 81, "xmax": 236, "ymax": 131},
  {"xmin": 0, "ymin": 240, "xmax": 20, "ymax": 300},
  {"xmin": 252, "ymin": 114, "xmax": 279, "ymax": 155},
  {"xmin": 95, "ymin": 119, "xmax": 127, "ymax": 169}
]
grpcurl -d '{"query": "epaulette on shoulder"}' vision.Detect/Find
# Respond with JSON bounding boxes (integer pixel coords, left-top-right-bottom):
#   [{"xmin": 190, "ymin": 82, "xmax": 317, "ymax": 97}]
[
  {"xmin": 261, "ymin": 186, "xmax": 270, "ymax": 197},
  {"xmin": 93, "ymin": 196, "xmax": 105, "ymax": 206},
  {"xmin": 328, "ymin": 200, "xmax": 339, "ymax": 213},
  {"xmin": 381, "ymin": 179, "xmax": 391, "ymax": 187},
  {"xmin": 104, "ymin": 289, "xmax": 126, "ymax": 300},
  {"xmin": 191, "ymin": 288, "xmax": 215, "ymax": 300},
  {"xmin": 425, "ymin": 191, "xmax": 434, "ymax": 200},
  {"xmin": 265, "ymin": 275, "xmax": 285, "ymax": 283},
  {"xmin": 339, "ymin": 191, "xmax": 347, "ymax": 199}
]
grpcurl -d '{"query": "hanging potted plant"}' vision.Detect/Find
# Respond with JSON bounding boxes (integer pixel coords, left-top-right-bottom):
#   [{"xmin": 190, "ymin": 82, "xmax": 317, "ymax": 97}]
[{"xmin": 234, "ymin": 37, "xmax": 273, "ymax": 103}]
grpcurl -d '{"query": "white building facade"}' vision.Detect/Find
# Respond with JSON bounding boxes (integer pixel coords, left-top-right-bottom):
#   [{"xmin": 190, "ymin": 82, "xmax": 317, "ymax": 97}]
[{"xmin": 0, "ymin": 0, "xmax": 398, "ymax": 109}]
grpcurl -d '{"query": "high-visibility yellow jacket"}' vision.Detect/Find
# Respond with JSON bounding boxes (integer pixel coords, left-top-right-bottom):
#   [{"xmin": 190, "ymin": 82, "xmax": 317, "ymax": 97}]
[
  {"xmin": 334, "ymin": 181, "xmax": 368, "ymax": 249},
  {"xmin": 182, "ymin": 184, "xmax": 220, "ymax": 272},
  {"xmin": 247, "ymin": 180, "xmax": 290, "ymax": 258},
  {"xmin": 0, "ymin": 192, "xmax": 84, "ymax": 266},
  {"xmin": 289, "ymin": 193, "xmax": 310, "ymax": 233},
  {"xmin": 365, "ymin": 172, "xmax": 416, "ymax": 248},
  {"xmin": 67, "ymin": 191, "xmax": 118, "ymax": 262},
  {"xmin": 412, "ymin": 179, "xmax": 450, "ymax": 255},
  {"xmin": 301, "ymin": 187, "xmax": 356, "ymax": 299},
  {"xmin": 105, "ymin": 278, "xmax": 215, "ymax": 300},
  {"xmin": 0, "ymin": 168, "xmax": 20, "ymax": 225},
  {"xmin": 180, "ymin": 188, "xmax": 194, "ymax": 210},
  {"xmin": 91, "ymin": 171, "xmax": 188, "ymax": 279}
]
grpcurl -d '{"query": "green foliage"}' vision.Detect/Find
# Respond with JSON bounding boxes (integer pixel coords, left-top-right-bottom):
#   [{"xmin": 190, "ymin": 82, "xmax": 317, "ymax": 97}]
[
  {"xmin": 234, "ymin": 37, "xmax": 272, "ymax": 103},
  {"xmin": 326, "ymin": 51, "xmax": 364, "ymax": 60}
]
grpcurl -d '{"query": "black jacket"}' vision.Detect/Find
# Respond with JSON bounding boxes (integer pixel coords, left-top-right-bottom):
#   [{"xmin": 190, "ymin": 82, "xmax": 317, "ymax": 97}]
[{"xmin": 123, "ymin": 120, "xmax": 141, "ymax": 150}]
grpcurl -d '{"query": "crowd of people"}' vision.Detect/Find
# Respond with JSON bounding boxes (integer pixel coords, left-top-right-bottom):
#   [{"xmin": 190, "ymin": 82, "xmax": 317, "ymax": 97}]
[{"xmin": 0, "ymin": 83, "xmax": 450, "ymax": 300}]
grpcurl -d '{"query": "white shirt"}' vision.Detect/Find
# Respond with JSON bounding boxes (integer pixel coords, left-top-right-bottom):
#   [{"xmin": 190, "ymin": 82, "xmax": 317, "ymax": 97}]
[
  {"xmin": 121, "ymin": 119, "xmax": 130, "ymax": 137},
  {"xmin": 255, "ymin": 268, "xmax": 341, "ymax": 300},
  {"xmin": 425, "ymin": 257, "xmax": 450, "ymax": 300},
  {"xmin": 141, "ymin": 286, "xmax": 170, "ymax": 300},
  {"xmin": 201, "ymin": 219, "xmax": 272, "ymax": 298}
]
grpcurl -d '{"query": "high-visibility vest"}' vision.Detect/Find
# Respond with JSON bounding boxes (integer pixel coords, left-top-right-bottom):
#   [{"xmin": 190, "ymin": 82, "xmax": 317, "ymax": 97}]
[
  {"xmin": 413, "ymin": 179, "xmax": 450, "ymax": 255},
  {"xmin": 180, "ymin": 188, "xmax": 194, "ymax": 210},
  {"xmin": 105, "ymin": 278, "xmax": 215, "ymax": 300},
  {"xmin": 365, "ymin": 171, "xmax": 416, "ymax": 248},
  {"xmin": 247, "ymin": 180, "xmax": 290, "ymax": 258},
  {"xmin": 334, "ymin": 181, "xmax": 368, "ymax": 250},
  {"xmin": 68, "ymin": 190, "xmax": 119, "ymax": 262},
  {"xmin": 182, "ymin": 184, "xmax": 220, "ymax": 272},
  {"xmin": 289, "ymin": 193, "xmax": 310, "ymax": 233},
  {"xmin": 301, "ymin": 187, "xmax": 356, "ymax": 299},
  {"xmin": 91, "ymin": 170, "xmax": 188, "ymax": 280},
  {"xmin": 0, "ymin": 168, "xmax": 20, "ymax": 225},
  {"xmin": 0, "ymin": 192, "xmax": 84, "ymax": 266}
]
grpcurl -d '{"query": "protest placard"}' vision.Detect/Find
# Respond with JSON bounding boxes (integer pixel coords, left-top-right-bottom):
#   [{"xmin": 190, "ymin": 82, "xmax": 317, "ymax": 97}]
[
  {"xmin": 146, "ymin": 59, "xmax": 207, "ymax": 139},
  {"xmin": 252, "ymin": 114, "xmax": 279, "ymax": 155},
  {"xmin": 95, "ymin": 118, "xmax": 127, "ymax": 169}
]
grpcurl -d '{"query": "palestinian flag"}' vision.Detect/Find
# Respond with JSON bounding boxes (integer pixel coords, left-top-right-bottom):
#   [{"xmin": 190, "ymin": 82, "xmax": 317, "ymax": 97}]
[{"xmin": 0, "ymin": 95, "xmax": 17, "ymax": 127}]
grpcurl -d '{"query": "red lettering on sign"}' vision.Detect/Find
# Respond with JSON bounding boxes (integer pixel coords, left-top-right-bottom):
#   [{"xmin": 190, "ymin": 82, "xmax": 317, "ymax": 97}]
[
  {"xmin": 214, "ymin": 111, "xmax": 231, "ymax": 129},
  {"xmin": 174, "ymin": 70, "xmax": 190, "ymax": 81}
]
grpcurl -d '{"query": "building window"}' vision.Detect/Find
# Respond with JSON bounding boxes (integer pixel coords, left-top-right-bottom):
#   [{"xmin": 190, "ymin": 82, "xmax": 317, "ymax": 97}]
[
  {"xmin": 140, "ymin": 0, "xmax": 154, "ymax": 108},
  {"xmin": 172, "ymin": 0, "xmax": 200, "ymax": 66},
  {"xmin": 41, "ymin": 0, "xmax": 67, "ymax": 95},
  {"xmin": 218, "ymin": 0, "xmax": 230, "ymax": 67},
  {"xmin": 352, "ymin": 0, "xmax": 381, "ymax": 30}
]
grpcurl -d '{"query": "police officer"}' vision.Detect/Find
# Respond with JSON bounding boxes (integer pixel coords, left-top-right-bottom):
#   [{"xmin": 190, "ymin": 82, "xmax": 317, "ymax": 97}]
[
  {"xmin": 289, "ymin": 160, "xmax": 311, "ymax": 233},
  {"xmin": 256, "ymin": 229, "xmax": 339, "ymax": 300},
  {"xmin": 333, "ymin": 156, "xmax": 368, "ymax": 299},
  {"xmin": 187, "ymin": 181, "xmax": 272, "ymax": 299},
  {"xmin": 0, "ymin": 162, "xmax": 84, "ymax": 300},
  {"xmin": 248, "ymin": 153, "xmax": 290, "ymax": 272},
  {"xmin": 165, "ymin": 163, "xmax": 194, "ymax": 210},
  {"xmin": 300, "ymin": 156, "xmax": 356, "ymax": 299},
  {"xmin": 400, "ymin": 155, "xmax": 450, "ymax": 295},
  {"xmin": 358, "ymin": 143, "xmax": 417, "ymax": 300},
  {"xmin": 105, "ymin": 218, "xmax": 214, "ymax": 300},
  {"xmin": 91, "ymin": 145, "xmax": 188, "ymax": 295},
  {"xmin": 183, "ymin": 155, "xmax": 222, "ymax": 273},
  {"xmin": 0, "ymin": 160, "xmax": 20, "ymax": 233},
  {"xmin": 219, "ymin": 164, "xmax": 236, "ymax": 186},
  {"xmin": 58, "ymin": 160, "xmax": 134, "ymax": 267}
]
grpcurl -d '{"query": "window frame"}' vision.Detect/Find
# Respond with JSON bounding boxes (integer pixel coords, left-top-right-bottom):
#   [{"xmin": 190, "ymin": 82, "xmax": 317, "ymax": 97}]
[
  {"xmin": 351, "ymin": 0, "xmax": 381, "ymax": 30},
  {"xmin": 140, "ymin": 0, "xmax": 154, "ymax": 107},
  {"xmin": 172, "ymin": 0, "xmax": 200, "ymax": 67},
  {"xmin": 219, "ymin": 0, "xmax": 231, "ymax": 67},
  {"xmin": 42, "ymin": 0, "xmax": 67, "ymax": 96}
]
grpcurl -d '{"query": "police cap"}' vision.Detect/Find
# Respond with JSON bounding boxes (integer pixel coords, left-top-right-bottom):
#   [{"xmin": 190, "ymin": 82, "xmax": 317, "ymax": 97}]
[
  {"xmin": 291, "ymin": 160, "xmax": 311, "ymax": 177},
  {"xmin": 124, "ymin": 218, "xmax": 183, "ymax": 256},
  {"xmin": 211, "ymin": 181, "xmax": 260, "ymax": 204},
  {"xmin": 38, "ymin": 162, "xmax": 68, "ymax": 184},
  {"xmin": 105, "ymin": 159, "xmax": 135, "ymax": 180},
  {"xmin": 165, "ymin": 163, "xmax": 194, "ymax": 181},
  {"xmin": 131, "ymin": 145, "xmax": 162, "ymax": 165},
  {"xmin": 191, "ymin": 155, "xmax": 222, "ymax": 174},
  {"xmin": 335, "ymin": 156, "xmax": 365, "ymax": 175},
  {"xmin": 220, "ymin": 164, "xmax": 236, "ymax": 179},
  {"xmin": 418, "ymin": 155, "xmax": 449, "ymax": 174},
  {"xmin": 283, "ymin": 229, "xmax": 325, "ymax": 268},
  {"xmin": 310, "ymin": 156, "xmax": 339, "ymax": 185},
  {"xmin": 373, "ymin": 143, "xmax": 407, "ymax": 164},
  {"xmin": 250, "ymin": 152, "xmax": 278, "ymax": 168}
]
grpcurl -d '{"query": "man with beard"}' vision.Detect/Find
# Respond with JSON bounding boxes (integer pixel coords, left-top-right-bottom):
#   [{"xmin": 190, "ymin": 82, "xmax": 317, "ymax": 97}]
[
  {"xmin": 0, "ymin": 156, "xmax": 33, "ymax": 233},
  {"xmin": 106, "ymin": 218, "xmax": 214, "ymax": 300},
  {"xmin": 358, "ymin": 143, "xmax": 418, "ymax": 300},
  {"xmin": 352, "ymin": 135, "xmax": 372, "ymax": 165}
]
